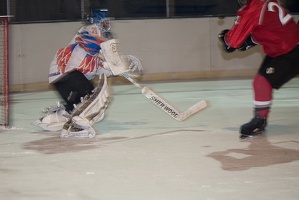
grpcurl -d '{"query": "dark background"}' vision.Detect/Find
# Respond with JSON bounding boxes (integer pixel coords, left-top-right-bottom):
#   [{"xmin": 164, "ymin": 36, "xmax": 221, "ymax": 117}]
[{"xmin": 0, "ymin": 0, "xmax": 298, "ymax": 23}]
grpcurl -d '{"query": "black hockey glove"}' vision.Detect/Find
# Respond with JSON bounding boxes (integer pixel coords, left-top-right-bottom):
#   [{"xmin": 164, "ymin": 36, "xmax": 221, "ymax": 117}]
[
  {"xmin": 238, "ymin": 35, "xmax": 258, "ymax": 51},
  {"xmin": 218, "ymin": 29, "xmax": 236, "ymax": 53}
]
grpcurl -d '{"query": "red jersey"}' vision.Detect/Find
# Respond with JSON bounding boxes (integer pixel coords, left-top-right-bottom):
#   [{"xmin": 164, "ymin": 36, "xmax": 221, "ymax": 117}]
[{"xmin": 226, "ymin": 0, "xmax": 299, "ymax": 57}]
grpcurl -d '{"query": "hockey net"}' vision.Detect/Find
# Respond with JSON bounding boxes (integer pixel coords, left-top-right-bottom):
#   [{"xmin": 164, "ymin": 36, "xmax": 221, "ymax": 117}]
[{"xmin": 0, "ymin": 17, "xmax": 9, "ymax": 128}]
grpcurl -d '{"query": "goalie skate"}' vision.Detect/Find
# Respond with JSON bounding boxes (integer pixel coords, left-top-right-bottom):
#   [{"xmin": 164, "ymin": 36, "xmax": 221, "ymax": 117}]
[
  {"xmin": 60, "ymin": 116, "xmax": 96, "ymax": 138},
  {"xmin": 60, "ymin": 74, "xmax": 109, "ymax": 138},
  {"xmin": 32, "ymin": 102, "xmax": 70, "ymax": 131}
]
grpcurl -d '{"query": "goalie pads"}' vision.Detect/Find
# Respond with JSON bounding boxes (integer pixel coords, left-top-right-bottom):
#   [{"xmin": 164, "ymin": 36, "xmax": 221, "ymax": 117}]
[
  {"xmin": 32, "ymin": 102, "xmax": 71, "ymax": 131},
  {"xmin": 60, "ymin": 74, "xmax": 109, "ymax": 138},
  {"xmin": 71, "ymin": 74, "xmax": 109, "ymax": 126}
]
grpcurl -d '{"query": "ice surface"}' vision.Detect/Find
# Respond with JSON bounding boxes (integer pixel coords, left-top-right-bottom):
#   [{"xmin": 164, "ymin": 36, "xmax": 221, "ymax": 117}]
[{"xmin": 0, "ymin": 78, "xmax": 298, "ymax": 200}]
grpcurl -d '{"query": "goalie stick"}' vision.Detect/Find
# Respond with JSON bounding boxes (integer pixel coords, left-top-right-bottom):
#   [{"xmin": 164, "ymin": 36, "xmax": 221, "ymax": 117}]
[
  {"xmin": 121, "ymin": 73, "xmax": 207, "ymax": 122},
  {"xmin": 100, "ymin": 39, "xmax": 207, "ymax": 121}
]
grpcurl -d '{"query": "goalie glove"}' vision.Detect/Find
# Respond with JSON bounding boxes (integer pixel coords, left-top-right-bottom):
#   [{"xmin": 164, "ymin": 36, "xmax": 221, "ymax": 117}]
[
  {"xmin": 238, "ymin": 35, "xmax": 258, "ymax": 51},
  {"xmin": 218, "ymin": 29, "xmax": 236, "ymax": 53},
  {"xmin": 100, "ymin": 39, "xmax": 143, "ymax": 77},
  {"xmin": 122, "ymin": 55, "xmax": 143, "ymax": 78},
  {"xmin": 100, "ymin": 39, "xmax": 127, "ymax": 75}
]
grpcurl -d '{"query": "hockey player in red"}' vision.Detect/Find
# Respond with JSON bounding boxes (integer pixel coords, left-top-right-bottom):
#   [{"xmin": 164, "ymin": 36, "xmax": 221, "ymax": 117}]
[{"xmin": 218, "ymin": 0, "xmax": 299, "ymax": 139}]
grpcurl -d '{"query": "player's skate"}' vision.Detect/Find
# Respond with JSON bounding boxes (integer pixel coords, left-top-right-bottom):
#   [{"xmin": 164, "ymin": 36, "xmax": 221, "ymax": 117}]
[
  {"xmin": 60, "ymin": 74, "xmax": 109, "ymax": 138},
  {"xmin": 240, "ymin": 114, "xmax": 267, "ymax": 139},
  {"xmin": 60, "ymin": 116, "xmax": 96, "ymax": 138},
  {"xmin": 32, "ymin": 102, "xmax": 70, "ymax": 131}
]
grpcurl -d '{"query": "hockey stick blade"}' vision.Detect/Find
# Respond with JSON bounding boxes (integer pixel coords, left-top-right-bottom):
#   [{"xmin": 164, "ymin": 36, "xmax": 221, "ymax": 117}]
[
  {"xmin": 141, "ymin": 87, "xmax": 207, "ymax": 121},
  {"xmin": 176, "ymin": 100, "xmax": 207, "ymax": 121},
  {"xmin": 122, "ymin": 73, "xmax": 207, "ymax": 121}
]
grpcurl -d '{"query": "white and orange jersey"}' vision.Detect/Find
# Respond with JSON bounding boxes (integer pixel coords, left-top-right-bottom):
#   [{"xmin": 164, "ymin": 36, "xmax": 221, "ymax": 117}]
[
  {"xmin": 68, "ymin": 24, "xmax": 102, "ymax": 45},
  {"xmin": 48, "ymin": 25, "xmax": 107, "ymax": 83},
  {"xmin": 226, "ymin": 0, "xmax": 299, "ymax": 57}
]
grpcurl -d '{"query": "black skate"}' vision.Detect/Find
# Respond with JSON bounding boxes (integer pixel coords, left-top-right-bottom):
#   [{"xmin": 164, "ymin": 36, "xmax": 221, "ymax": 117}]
[{"xmin": 240, "ymin": 114, "xmax": 267, "ymax": 139}]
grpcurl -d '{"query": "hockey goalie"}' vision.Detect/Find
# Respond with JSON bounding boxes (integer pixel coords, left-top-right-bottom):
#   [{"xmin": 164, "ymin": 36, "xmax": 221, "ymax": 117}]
[{"xmin": 32, "ymin": 9, "xmax": 143, "ymax": 138}]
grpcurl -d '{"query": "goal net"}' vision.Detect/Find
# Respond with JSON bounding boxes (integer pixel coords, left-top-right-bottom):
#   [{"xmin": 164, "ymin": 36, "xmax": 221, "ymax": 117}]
[{"xmin": 0, "ymin": 17, "xmax": 9, "ymax": 128}]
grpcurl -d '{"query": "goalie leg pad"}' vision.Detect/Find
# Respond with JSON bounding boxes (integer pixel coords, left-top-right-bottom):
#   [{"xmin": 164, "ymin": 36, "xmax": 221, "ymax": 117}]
[
  {"xmin": 70, "ymin": 74, "xmax": 109, "ymax": 126},
  {"xmin": 32, "ymin": 102, "xmax": 70, "ymax": 131},
  {"xmin": 60, "ymin": 74, "xmax": 109, "ymax": 138}
]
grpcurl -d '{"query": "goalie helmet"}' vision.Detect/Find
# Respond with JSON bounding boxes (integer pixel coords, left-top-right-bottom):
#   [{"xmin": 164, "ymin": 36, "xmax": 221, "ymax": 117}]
[{"xmin": 87, "ymin": 9, "xmax": 111, "ymax": 32}]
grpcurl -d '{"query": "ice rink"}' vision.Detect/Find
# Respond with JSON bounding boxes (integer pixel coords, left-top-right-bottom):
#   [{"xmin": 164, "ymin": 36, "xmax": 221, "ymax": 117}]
[{"xmin": 1, "ymin": 77, "xmax": 299, "ymax": 200}]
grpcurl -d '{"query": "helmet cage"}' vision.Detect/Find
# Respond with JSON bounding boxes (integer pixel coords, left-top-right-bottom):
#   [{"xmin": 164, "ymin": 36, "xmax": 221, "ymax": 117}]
[{"xmin": 88, "ymin": 9, "xmax": 111, "ymax": 32}]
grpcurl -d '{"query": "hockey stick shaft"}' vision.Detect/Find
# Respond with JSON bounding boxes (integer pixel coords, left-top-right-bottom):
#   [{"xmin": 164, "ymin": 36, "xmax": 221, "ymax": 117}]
[{"xmin": 122, "ymin": 73, "xmax": 207, "ymax": 121}]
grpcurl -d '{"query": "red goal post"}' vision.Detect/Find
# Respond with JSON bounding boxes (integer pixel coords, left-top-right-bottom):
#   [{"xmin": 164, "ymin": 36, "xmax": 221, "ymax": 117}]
[{"xmin": 0, "ymin": 16, "xmax": 9, "ymax": 128}]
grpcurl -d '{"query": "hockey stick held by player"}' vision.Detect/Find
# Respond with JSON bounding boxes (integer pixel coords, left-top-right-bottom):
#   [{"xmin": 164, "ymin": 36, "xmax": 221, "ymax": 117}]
[
  {"xmin": 99, "ymin": 38, "xmax": 207, "ymax": 121},
  {"xmin": 218, "ymin": 0, "xmax": 299, "ymax": 139}
]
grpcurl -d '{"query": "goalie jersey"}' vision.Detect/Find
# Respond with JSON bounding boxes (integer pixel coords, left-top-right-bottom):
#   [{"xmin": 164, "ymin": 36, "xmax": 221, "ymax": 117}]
[
  {"xmin": 225, "ymin": 0, "xmax": 299, "ymax": 57},
  {"xmin": 49, "ymin": 24, "xmax": 107, "ymax": 83}
]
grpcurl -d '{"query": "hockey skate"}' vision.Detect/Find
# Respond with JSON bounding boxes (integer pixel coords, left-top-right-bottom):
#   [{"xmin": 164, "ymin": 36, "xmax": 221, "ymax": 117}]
[
  {"xmin": 60, "ymin": 116, "xmax": 96, "ymax": 138},
  {"xmin": 32, "ymin": 102, "xmax": 71, "ymax": 131},
  {"xmin": 240, "ymin": 114, "xmax": 267, "ymax": 139}
]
